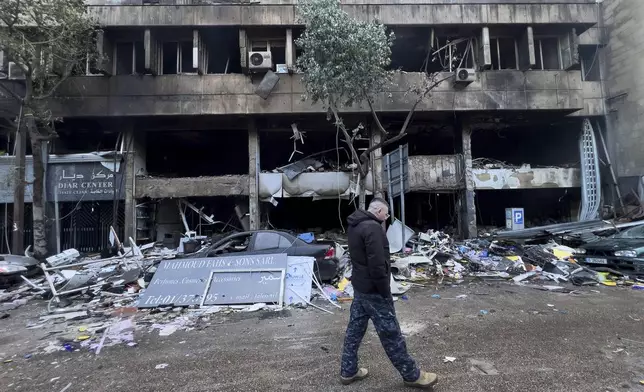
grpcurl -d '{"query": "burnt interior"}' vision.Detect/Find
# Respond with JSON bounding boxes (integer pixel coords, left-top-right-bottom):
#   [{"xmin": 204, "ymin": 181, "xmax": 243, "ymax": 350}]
[
  {"xmin": 476, "ymin": 188, "xmax": 581, "ymax": 228},
  {"xmin": 471, "ymin": 121, "xmax": 581, "ymax": 167},
  {"xmin": 146, "ymin": 130, "xmax": 248, "ymax": 177}
]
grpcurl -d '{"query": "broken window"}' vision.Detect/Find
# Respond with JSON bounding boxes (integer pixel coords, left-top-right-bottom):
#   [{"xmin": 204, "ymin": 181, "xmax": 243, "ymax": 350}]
[
  {"xmin": 254, "ymin": 233, "xmax": 291, "ymax": 250},
  {"xmin": 580, "ymin": 46, "xmax": 600, "ymax": 81},
  {"xmin": 180, "ymin": 41, "xmax": 197, "ymax": 73},
  {"xmin": 114, "ymin": 41, "xmax": 145, "ymax": 75},
  {"xmin": 535, "ymin": 38, "xmax": 561, "ymax": 70},
  {"xmin": 146, "ymin": 129, "xmax": 249, "ymax": 177},
  {"xmin": 390, "ymin": 27, "xmax": 435, "ymax": 72},
  {"xmin": 135, "ymin": 42, "xmax": 145, "ymax": 74},
  {"xmin": 162, "ymin": 42, "xmax": 178, "ymax": 75},
  {"xmin": 115, "ymin": 42, "xmax": 134, "ymax": 75},
  {"xmin": 490, "ymin": 37, "xmax": 518, "ymax": 70},
  {"xmin": 162, "ymin": 41, "xmax": 199, "ymax": 75},
  {"xmin": 432, "ymin": 36, "xmax": 475, "ymax": 72},
  {"xmin": 203, "ymin": 27, "xmax": 241, "ymax": 74}
]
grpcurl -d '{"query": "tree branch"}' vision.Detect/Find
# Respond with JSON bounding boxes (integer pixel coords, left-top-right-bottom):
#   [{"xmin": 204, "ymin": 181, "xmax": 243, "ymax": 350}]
[
  {"xmin": 330, "ymin": 105, "xmax": 367, "ymax": 177},
  {"xmin": 0, "ymin": 81, "xmax": 25, "ymax": 103},
  {"xmin": 360, "ymin": 73, "xmax": 452, "ymax": 159},
  {"xmin": 362, "ymin": 88, "xmax": 387, "ymax": 136},
  {"xmin": 32, "ymin": 64, "xmax": 73, "ymax": 101}
]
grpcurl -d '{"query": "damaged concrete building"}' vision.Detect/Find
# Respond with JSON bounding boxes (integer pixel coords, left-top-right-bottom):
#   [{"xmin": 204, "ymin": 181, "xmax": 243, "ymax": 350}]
[{"xmin": 0, "ymin": 0, "xmax": 617, "ymax": 253}]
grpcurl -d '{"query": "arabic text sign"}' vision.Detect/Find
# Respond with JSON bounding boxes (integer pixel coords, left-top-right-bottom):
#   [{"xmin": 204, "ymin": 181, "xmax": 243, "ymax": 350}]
[
  {"xmin": 47, "ymin": 162, "xmax": 124, "ymax": 202},
  {"xmin": 202, "ymin": 269, "xmax": 285, "ymax": 306},
  {"xmin": 137, "ymin": 253, "xmax": 288, "ymax": 308}
]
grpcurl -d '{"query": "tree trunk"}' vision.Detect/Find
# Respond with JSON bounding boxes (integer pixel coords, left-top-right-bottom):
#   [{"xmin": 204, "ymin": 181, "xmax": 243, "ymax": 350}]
[
  {"xmin": 11, "ymin": 109, "xmax": 26, "ymax": 255},
  {"xmin": 26, "ymin": 114, "xmax": 47, "ymax": 259}
]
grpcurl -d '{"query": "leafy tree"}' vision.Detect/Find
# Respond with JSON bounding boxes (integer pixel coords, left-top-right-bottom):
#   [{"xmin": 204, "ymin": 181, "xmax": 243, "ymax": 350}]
[
  {"xmin": 296, "ymin": 0, "xmax": 445, "ymax": 204},
  {"xmin": 0, "ymin": 0, "xmax": 99, "ymax": 257}
]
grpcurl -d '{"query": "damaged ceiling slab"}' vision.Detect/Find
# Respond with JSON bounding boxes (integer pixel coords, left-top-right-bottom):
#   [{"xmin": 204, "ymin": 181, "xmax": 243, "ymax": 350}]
[{"xmin": 135, "ymin": 175, "xmax": 250, "ymax": 199}]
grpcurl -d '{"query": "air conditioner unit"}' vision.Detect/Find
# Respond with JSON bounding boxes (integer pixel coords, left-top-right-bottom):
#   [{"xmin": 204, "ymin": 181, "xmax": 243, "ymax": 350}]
[
  {"xmin": 454, "ymin": 68, "xmax": 476, "ymax": 83},
  {"xmin": 8, "ymin": 62, "xmax": 25, "ymax": 80},
  {"xmin": 248, "ymin": 51, "xmax": 272, "ymax": 71}
]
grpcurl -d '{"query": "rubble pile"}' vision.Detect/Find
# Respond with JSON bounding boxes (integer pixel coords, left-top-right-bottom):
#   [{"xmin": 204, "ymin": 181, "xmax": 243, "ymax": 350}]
[
  {"xmin": 1, "ymin": 217, "xmax": 643, "ymax": 356},
  {"xmin": 327, "ymin": 226, "xmax": 644, "ymax": 300}
]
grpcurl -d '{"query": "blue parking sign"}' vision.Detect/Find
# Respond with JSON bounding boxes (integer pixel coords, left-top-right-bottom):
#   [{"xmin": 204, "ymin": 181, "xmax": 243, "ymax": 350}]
[{"xmin": 513, "ymin": 211, "xmax": 524, "ymax": 225}]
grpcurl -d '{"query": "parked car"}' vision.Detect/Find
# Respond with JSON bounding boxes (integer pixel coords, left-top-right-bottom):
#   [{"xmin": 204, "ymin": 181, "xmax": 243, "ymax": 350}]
[
  {"xmin": 575, "ymin": 225, "xmax": 644, "ymax": 275},
  {"xmin": 0, "ymin": 254, "xmax": 40, "ymax": 288},
  {"xmin": 184, "ymin": 230, "xmax": 340, "ymax": 281}
]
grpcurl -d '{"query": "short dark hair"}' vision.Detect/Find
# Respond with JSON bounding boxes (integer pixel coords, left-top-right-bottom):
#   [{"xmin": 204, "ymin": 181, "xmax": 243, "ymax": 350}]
[{"xmin": 369, "ymin": 197, "xmax": 390, "ymax": 210}]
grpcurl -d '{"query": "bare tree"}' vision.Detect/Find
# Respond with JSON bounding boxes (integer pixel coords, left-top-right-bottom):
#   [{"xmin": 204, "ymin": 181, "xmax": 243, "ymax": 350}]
[
  {"xmin": 0, "ymin": 0, "xmax": 99, "ymax": 258},
  {"xmin": 295, "ymin": 0, "xmax": 447, "ymax": 206}
]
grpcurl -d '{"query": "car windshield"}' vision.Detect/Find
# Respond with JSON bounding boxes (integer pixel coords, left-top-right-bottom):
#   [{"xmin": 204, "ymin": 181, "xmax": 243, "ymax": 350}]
[{"xmin": 614, "ymin": 225, "xmax": 644, "ymax": 239}]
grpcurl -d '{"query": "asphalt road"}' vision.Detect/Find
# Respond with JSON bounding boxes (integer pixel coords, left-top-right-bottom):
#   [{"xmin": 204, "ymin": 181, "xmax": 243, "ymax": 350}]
[{"xmin": 1, "ymin": 282, "xmax": 643, "ymax": 392}]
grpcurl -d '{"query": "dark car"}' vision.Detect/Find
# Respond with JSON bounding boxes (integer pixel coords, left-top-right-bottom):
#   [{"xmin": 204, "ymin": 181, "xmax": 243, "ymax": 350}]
[
  {"xmin": 575, "ymin": 225, "xmax": 644, "ymax": 275},
  {"xmin": 185, "ymin": 230, "xmax": 340, "ymax": 281}
]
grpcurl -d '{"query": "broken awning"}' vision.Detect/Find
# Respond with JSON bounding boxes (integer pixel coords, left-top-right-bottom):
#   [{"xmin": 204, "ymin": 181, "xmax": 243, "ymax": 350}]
[{"xmin": 259, "ymin": 172, "xmax": 373, "ymax": 199}]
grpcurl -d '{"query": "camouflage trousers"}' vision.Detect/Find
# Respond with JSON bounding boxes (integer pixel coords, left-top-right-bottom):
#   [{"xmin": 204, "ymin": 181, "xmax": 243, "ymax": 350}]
[{"xmin": 340, "ymin": 291, "xmax": 420, "ymax": 382}]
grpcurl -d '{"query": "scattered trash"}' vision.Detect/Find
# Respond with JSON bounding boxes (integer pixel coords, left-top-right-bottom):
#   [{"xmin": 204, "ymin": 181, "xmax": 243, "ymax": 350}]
[
  {"xmin": 469, "ymin": 359, "xmax": 499, "ymax": 375},
  {"xmin": 479, "ymin": 310, "xmax": 489, "ymax": 316},
  {"xmin": 155, "ymin": 363, "xmax": 169, "ymax": 369},
  {"xmin": 443, "ymin": 356, "xmax": 456, "ymax": 363},
  {"xmin": 431, "ymin": 294, "xmax": 441, "ymax": 299},
  {"xmin": 59, "ymin": 383, "xmax": 72, "ymax": 392}
]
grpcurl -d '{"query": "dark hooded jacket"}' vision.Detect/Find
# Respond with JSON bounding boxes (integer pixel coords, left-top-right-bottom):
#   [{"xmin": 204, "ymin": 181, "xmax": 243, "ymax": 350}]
[{"xmin": 347, "ymin": 209, "xmax": 391, "ymax": 297}]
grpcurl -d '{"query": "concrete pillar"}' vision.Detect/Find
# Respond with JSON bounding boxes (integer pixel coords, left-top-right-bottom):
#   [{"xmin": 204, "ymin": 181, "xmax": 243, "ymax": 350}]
[
  {"xmin": 248, "ymin": 120, "xmax": 260, "ymax": 230},
  {"xmin": 123, "ymin": 128, "xmax": 147, "ymax": 242},
  {"xmin": 370, "ymin": 125, "xmax": 384, "ymax": 198},
  {"xmin": 239, "ymin": 29, "xmax": 248, "ymax": 70},
  {"xmin": 461, "ymin": 124, "xmax": 477, "ymax": 239},
  {"xmin": 286, "ymin": 29, "xmax": 294, "ymax": 68},
  {"xmin": 519, "ymin": 26, "xmax": 536, "ymax": 70}
]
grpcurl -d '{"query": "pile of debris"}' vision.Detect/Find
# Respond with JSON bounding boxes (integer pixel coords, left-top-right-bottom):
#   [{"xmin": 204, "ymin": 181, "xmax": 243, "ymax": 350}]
[
  {"xmin": 0, "ymin": 233, "xmax": 328, "ymax": 357},
  {"xmin": 324, "ymin": 221, "xmax": 644, "ymax": 301},
  {"xmin": 0, "ymin": 232, "xmax": 178, "ymax": 313}
]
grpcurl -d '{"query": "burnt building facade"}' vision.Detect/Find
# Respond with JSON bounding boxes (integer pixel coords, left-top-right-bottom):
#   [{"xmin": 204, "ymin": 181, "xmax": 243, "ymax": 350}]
[{"xmin": 0, "ymin": 0, "xmax": 613, "ymax": 252}]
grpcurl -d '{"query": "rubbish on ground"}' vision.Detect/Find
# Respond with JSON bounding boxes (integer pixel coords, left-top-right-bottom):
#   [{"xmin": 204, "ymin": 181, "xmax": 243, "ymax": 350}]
[
  {"xmin": 387, "ymin": 219, "xmax": 415, "ymax": 253},
  {"xmin": 431, "ymin": 294, "xmax": 441, "ymax": 299},
  {"xmin": 390, "ymin": 276, "xmax": 411, "ymax": 295},
  {"xmin": 479, "ymin": 310, "xmax": 489, "ymax": 315},
  {"xmin": 59, "ymin": 383, "xmax": 72, "ymax": 392},
  {"xmin": 469, "ymin": 359, "xmax": 499, "ymax": 375},
  {"xmin": 155, "ymin": 363, "xmax": 169, "ymax": 369},
  {"xmin": 443, "ymin": 356, "xmax": 456, "ymax": 363}
]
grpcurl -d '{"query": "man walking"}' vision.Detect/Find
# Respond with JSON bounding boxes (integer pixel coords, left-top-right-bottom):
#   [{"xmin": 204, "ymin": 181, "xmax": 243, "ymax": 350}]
[{"xmin": 340, "ymin": 198, "xmax": 438, "ymax": 388}]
